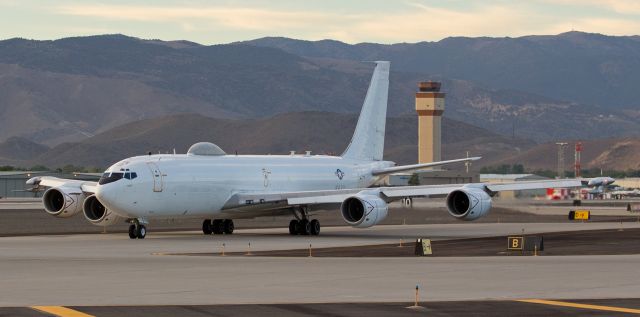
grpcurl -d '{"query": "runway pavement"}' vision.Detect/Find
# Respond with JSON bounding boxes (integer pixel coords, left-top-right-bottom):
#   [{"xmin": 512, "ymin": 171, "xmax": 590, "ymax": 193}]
[
  {"xmin": 2, "ymin": 197, "xmax": 640, "ymax": 315},
  {"xmin": 2, "ymin": 223, "xmax": 640, "ymax": 308},
  {"xmin": 5, "ymin": 299, "xmax": 640, "ymax": 316}
]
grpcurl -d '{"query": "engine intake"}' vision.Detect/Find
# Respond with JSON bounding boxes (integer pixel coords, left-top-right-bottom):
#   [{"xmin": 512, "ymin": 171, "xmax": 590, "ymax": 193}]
[
  {"xmin": 83, "ymin": 195, "xmax": 124, "ymax": 226},
  {"xmin": 446, "ymin": 187, "xmax": 492, "ymax": 221},
  {"xmin": 341, "ymin": 194, "xmax": 388, "ymax": 228},
  {"xmin": 43, "ymin": 187, "xmax": 84, "ymax": 218}
]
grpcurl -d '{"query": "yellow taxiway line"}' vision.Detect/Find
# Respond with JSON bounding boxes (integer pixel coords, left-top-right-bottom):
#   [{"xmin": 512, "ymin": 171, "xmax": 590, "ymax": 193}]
[
  {"xmin": 517, "ymin": 299, "xmax": 640, "ymax": 314},
  {"xmin": 31, "ymin": 306, "xmax": 94, "ymax": 317}
]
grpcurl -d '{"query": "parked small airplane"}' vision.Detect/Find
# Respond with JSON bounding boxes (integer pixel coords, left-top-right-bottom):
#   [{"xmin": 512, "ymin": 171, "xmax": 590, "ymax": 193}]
[
  {"xmin": 27, "ymin": 61, "xmax": 580, "ymax": 239},
  {"xmin": 609, "ymin": 188, "xmax": 640, "ymax": 199},
  {"xmin": 583, "ymin": 176, "xmax": 616, "ymax": 195},
  {"xmin": 585, "ymin": 176, "xmax": 616, "ymax": 188}
]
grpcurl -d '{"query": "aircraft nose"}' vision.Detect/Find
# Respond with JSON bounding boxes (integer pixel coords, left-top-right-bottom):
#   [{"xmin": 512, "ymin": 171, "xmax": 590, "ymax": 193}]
[{"xmin": 95, "ymin": 183, "xmax": 119, "ymax": 209}]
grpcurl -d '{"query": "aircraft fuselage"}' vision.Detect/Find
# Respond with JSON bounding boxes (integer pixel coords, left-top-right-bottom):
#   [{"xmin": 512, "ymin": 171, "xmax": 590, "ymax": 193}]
[{"xmin": 95, "ymin": 154, "xmax": 393, "ymax": 219}]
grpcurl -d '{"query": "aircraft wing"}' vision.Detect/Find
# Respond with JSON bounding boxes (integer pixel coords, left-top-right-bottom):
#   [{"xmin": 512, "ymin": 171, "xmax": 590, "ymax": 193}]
[
  {"xmin": 223, "ymin": 179, "xmax": 581, "ymax": 210},
  {"xmin": 26, "ymin": 176, "xmax": 97, "ymax": 194}
]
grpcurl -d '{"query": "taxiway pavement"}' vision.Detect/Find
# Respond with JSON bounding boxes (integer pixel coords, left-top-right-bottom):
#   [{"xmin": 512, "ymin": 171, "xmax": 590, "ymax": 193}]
[{"xmin": 1, "ymin": 222, "xmax": 640, "ymax": 307}]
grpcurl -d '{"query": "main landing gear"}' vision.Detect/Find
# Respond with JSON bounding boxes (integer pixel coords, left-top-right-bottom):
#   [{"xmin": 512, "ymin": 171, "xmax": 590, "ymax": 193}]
[
  {"xmin": 128, "ymin": 220, "xmax": 147, "ymax": 239},
  {"xmin": 289, "ymin": 207, "xmax": 320, "ymax": 236},
  {"xmin": 202, "ymin": 219, "xmax": 234, "ymax": 235},
  {"xmin": 289, "ymin": 219, "xmax": 320, "ymax": 235}
]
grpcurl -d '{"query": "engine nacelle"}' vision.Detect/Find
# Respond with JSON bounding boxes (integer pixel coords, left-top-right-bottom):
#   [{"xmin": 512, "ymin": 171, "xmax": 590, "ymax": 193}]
[
  {"xmin": 43, "ymin": 187, "xmax": 85, "ymax": 218},
  {"xmin": 446, "ymin": 187, "xmax": 492, "ymax": 221},
  {"xmin": 340, "ymin": 194, "xmax": 388, "ymax": 228},
  {"xmin": 83, "ymin": 195, "xmax": 124, "ymax": 226}
]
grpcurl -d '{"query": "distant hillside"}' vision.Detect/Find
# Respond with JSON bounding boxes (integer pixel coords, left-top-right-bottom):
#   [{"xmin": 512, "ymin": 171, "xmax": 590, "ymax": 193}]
[
  {"xmin": 7, "ymin": 111, "xmax": 639, "ymax": 172},
  {"xmin": 494, "ymin": 138, "xmax": 640, "ymax": 171},
  {"xmin": 0, "ymin": 136, "xmax": 49, "ymax": 164},
  {"xmin": 1, "ymin": 34, "xmax": 640, "ymax": 146},
  {"xmin": 245, "ymin": 31, "xmax": 640, "ymax": 109},
  {"xmin": 23, "ymin": 112, "xmax": 533, "ymax": 168}
]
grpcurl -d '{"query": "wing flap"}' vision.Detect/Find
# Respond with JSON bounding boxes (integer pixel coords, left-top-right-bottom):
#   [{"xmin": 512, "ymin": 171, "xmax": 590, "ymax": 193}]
[
  {"xmin": 485, "ymin": 179, "xmax": 580, "ymax": 192},
  {"xmin": 224, "ymin": 179, "xmax": 581, "ymax": 213}
]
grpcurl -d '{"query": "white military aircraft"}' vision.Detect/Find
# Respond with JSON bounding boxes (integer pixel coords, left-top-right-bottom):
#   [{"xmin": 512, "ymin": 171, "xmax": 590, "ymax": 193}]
[
  {"xmin": 583, "ymin": 176, "xmax": 616, "ymax": 195},
  {"xmin": 27, "ymin": 61, "xmax": 580, "ymax": 239}
]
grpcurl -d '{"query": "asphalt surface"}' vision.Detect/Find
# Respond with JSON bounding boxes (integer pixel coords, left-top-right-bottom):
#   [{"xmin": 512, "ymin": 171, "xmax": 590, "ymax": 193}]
[
  {"xmin": 205, "ymin": 227, "xmax": 640, "ymax": 257},
  {"xmin": 3, "ymin": 198, "xmax": 640, "ymax": 315},
  {"xmin": 6, "ymin": 299, "xmax": 640, "ymax": 316},
  {"xmin": 2, "ymin": 223, "xmax": 640, "ymax": 307}
]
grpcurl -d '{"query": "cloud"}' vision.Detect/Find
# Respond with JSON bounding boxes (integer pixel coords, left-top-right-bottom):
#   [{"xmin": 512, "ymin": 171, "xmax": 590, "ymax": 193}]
[
  {"xmin": 52, "ymin": 2, "xmax": 640, "ymax": 43},
  {"xmin": 539, "ymin": 0, "xmax": 640, "ymax": 15},
  {"xmin": 56, "ymin": 5, "xmax": 341, "ymax": 31},
  {"xmin": 349, "ymin": 4, "xmax": 544, "ymax": 42}
]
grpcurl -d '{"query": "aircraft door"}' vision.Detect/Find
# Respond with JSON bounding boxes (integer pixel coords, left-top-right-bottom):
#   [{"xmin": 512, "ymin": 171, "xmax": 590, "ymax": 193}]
[{"xmin": 146, "ymin": 162, "xmax": 163, "ymax": 192}]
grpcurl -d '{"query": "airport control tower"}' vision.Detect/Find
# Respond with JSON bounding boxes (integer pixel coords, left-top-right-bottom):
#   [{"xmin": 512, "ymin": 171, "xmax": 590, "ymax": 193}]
[{"xmin": 415, "ymin": 81, "xmax": 445, "ymax": 164}]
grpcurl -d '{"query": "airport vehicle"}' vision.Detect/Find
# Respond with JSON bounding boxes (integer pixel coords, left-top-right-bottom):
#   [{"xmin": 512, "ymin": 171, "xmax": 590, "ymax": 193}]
[{"xmin": 27, "ymin": 61, "xmax": 580, "ymax": 239}]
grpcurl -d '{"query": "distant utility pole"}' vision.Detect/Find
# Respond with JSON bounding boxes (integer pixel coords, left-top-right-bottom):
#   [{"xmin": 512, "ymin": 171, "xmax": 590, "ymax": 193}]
[
  {"xmin": 556, "ymin": 142, "xmax": 569, "ymax": 179},
  {"xmin": 574, "ymin": 142, "xmax": 582, "ymax": 178}
]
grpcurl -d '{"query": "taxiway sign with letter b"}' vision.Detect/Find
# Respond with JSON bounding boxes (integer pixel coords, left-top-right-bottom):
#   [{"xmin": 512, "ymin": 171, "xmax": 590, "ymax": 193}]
[{"xmin": 507, "ymin": 236, "xmax": 524, "ymax": 250}]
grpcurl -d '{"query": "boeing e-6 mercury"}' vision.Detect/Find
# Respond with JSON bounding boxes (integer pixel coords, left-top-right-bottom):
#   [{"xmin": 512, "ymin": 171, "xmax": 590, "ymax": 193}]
[{"xmin": 27, "ymin": 61, "xmax": 580, "ymax": 239}]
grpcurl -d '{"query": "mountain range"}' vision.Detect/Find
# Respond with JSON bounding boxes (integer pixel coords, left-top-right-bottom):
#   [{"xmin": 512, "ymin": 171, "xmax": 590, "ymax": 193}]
[
  {"xmin": 1, "ymin": 33, "xmax": 640, "ymax": 147},
  {"xmin": 1, "ymin": 111, "xmax": 638, "ymax": 172},
  {"xmin": 244, "ymin": 32, "xmax": 640, "ymax": 109},
  {"xmin": 0, "ymin": 32, "xmax": 640, "ymax": 170}
]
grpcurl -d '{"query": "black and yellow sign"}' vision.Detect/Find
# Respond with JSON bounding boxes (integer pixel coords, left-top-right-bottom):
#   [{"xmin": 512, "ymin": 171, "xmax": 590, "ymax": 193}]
[
  {"xmin": 507, "ymin": 236, "xmax": 544, "ymax": 252},
  {"xmin": 569, "ymin": 210, "xmax": 591, "ymax": 220},
  {"xmin": 415, "ymin": 238, "xmax": 433, "ymax": 256},
  {"xmin": 507, "ymin": 236, "xmax": 524, "ymax": 250}
]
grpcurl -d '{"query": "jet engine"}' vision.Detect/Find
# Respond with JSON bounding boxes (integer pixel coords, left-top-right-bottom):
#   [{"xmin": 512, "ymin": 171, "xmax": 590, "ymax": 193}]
[
  {"xmin": 446, "ymin": 187, "xmax": 492, "ymax": 221},
  {"xmin": 340, "ymin": 194, "xmax": 388, "ymax": 228},
  {"xmin": 42, "ymin": 187, "xmax": 85, "ymax": 218},
  {"xmin": 83, "ymin": 195, "xmax": 124, "ymax": 226}
]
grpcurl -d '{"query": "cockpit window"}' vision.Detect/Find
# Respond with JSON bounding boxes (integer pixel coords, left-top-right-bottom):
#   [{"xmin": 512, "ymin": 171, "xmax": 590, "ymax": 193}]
[
  {"xmin": 99, "ymin": 172, "xmax": 124, "ymax": 185},
  {"xmin": 124, "ymin": 172, "xmax": 138, "ymax": 180}
]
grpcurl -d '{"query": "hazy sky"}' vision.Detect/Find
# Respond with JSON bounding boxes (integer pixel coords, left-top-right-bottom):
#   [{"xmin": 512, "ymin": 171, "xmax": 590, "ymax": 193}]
[{"xmin": 1, "ymin": 0, "xmax": 639, "ymax": 44}]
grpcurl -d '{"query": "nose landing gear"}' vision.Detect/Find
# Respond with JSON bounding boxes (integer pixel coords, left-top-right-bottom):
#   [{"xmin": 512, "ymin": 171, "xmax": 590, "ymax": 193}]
[{"xmin": 128, "ymin": 220, "xmax": 147, "ymax": 239}]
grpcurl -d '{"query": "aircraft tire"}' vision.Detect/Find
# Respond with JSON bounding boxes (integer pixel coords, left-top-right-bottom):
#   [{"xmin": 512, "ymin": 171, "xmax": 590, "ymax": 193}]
[
  {"xmin": 223, "ymin": 219, "xmax": 234, "ymax": 234},
  {"xmin": 136, "ymin": 225, "xmax": 146, "ymax": 239},
  {"xmin": 310, "ymin": 219, "xmax": 320, "ymax": 236},
  {"xmin": 202, "ymin": 219, "xmax": 212, "ymax": 235},
  {"xmin": 212, "ymin": 220, "xmax": 223, "ymax": 234},
  {"xmin": 289, "ymin": 220, "xmax": 299, "ymax": 235},
  {"xmin": 128, "ymin": 225, "xmax": 137, "ymax": 239},
  {"xmin": 298, "ymin": 219, "xmax": 311, "ymax": 235}
]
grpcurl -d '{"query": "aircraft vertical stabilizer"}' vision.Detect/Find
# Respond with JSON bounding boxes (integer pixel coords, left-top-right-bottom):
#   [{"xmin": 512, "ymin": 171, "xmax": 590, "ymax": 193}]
[{"xmin": 341, "ymin": 61, "xmax": 390, "ymax": 161}]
